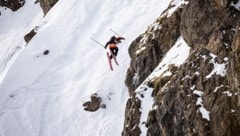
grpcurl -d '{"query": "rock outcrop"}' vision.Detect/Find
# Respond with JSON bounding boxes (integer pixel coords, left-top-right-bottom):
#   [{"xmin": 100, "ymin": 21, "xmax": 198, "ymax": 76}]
[
  {"xmin": 0, "ymin": 0, "xmax": 25, "ymax": 11},
  {"xmin": 24, "ymin": 26, "xmax": 39, "ymax": 43},
  {"xmin": 123, "ymin": 0, "xmax": 240, "ymax": 136},
  {"xmin": 83, "ymin": 93, "xmax": 102, "ymax": 112},
  {"xmin": 39, "ymin": 0, "xmax": 58, "ymax": 15},
  {"xmin": 125, "ymin": 6, "xmax": 182, "ymax": 96}
]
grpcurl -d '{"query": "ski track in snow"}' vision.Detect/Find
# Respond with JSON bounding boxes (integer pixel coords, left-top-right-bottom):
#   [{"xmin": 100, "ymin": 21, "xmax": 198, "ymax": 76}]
[{"xmin": 0, "ymin": 0, "xmax": 172, "ymax": 136}]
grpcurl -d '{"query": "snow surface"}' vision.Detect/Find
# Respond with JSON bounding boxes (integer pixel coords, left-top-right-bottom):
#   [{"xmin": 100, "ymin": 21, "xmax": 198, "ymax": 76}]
[
  {"xmin": 0, "ymin": 0, "xmax": 173, "ymax": 136},
  {"xmin": 0, "ymin": 1, "xmax": 43, "ymax": 83}
]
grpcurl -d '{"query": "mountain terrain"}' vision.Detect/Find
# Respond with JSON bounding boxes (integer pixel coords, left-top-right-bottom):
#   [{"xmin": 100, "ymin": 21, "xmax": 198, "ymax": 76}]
[{"xmin": 0, "ymin": 0, "xmax": 240, "ymax": 136}]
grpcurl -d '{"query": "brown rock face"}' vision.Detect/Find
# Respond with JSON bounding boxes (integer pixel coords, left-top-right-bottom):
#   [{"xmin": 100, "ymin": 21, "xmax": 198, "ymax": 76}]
[
  {"xmin": 39, "ymin": 0, "xmax": 58, "ymax": 15},
  {"xmin": 24, "ymin": 26, "xmax": 39, "ymax": 43},
  {"xmin": 125, "ymin": 8, "xmax": 182, "ymax": 97},
  {"xmin": 83, "ymin": 93, "xmax": 102, "ymax": 112},
  {"xmin": 180, "ymin": 0, "xmax": 238, "ymax": 47},
  {"xmin": 123, "ymin": 5, "xmax": 184, "ymax": 136},
  {"xmin": 123, "ymin": 0, "xmax": 240, "ymax": 136}
]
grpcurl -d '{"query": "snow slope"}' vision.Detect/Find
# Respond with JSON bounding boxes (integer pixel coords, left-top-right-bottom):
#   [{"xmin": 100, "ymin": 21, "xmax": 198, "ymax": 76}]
[
  {"xmin": 0, "ymin": 1, "xmax": 43, "ymax": 83},
  {"xmin": 0, "ymin": 0, "xmax": 172, "ymax": 136}
]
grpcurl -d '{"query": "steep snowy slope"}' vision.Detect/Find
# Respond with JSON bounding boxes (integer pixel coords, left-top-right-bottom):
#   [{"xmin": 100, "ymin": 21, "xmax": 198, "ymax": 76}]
[
  {"xmin": 0, "ymin": 0, "xmax": 171, "ymax": 136},
  {"xmin": 0, "ymin": 1, "xmax": 43, "ymax": 83}
]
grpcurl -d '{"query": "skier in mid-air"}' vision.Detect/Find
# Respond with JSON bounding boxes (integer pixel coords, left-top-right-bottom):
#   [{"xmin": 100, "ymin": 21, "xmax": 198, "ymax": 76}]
[{"xmin": 105, "ymin": 35, "xmax": 125, "ymax": 59}]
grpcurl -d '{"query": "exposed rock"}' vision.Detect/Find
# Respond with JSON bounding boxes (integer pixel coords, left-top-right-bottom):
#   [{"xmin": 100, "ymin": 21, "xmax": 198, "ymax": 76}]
[
  {"xmin": 0, "ymin": 0, "xmax": 25, "ymax": 11},
  {"xmin": 123, "ymin": 0, "xmax": 240, "ymax": 136},
  {"xmin": 43, "ymin": 50, "xmax": 49, "ymax": 55},
  {"xmin": 24, "ymin": 26, "xmax": 39, "ymax": 43},
  {"xmin": 125, "ymin": 7, "xmax": 183, "ymax": 97},
  {"xmin": 122, "ymin": 96, "xmax": 141, "ymax": 136},
  {"xmin": 83, "ymin": 93, "xmax": 102, "ymax": 112},
  {"xmin": 180, "ymin": 0, "xmax": 238, "ymax": 48},
  {"xmin": 123, "ymin": 4, "xmax": 184, "ymax": 135},
  {"xmin": 39, "ymin": 0, "xmax": 58, "ymax": 15}
]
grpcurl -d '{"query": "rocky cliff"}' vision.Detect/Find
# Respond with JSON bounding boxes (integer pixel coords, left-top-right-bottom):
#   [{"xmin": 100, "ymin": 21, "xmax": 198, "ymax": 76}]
[{"xmin": 123, "ymin": 0, "xmax": 240, "ymax": 136}]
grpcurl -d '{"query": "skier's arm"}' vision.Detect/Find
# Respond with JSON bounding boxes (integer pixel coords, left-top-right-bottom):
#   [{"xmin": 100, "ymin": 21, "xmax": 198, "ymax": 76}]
[
  {"xmin": 105, "ymin": 42, "xmax": 110, "ymax": 49},
  {"xmin": 116, "ymin": 37, "xmax": 125, "ymax": 41},
  {"xmin": 116, "ymin": 37, "xmax": 125, "ymax": 43}
]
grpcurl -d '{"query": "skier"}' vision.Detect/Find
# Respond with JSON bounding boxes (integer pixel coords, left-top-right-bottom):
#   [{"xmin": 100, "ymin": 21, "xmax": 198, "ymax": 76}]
[{"xmin": 105, "ymin": 35, "xmax": 125, "ymax": 59}]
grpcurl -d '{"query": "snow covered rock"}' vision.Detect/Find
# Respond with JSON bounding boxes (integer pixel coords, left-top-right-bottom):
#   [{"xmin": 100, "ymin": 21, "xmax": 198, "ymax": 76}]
[
  {"xmin": 125, "ymin": 6, "xmax": 183, "ymax": 97},
  {"xmin": 123, "ymin": 0, "xmax": 240, "ymax": 135},
  {"xmin": 123, "ymin": 3, "xmax": 185, "ymax": 136}
]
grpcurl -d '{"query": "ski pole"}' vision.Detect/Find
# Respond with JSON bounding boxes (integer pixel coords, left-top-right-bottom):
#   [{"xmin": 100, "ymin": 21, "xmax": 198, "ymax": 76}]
[
  {"xmin": 110, "ymin": 29, "xmax": 122, "ymax": 37},
  {"xmin": 91, "ymin": 37, "xmax": 105, "ymax": 48}
]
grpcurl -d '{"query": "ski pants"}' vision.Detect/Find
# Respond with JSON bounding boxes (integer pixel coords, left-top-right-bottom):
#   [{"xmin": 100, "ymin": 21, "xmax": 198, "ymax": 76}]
[{"xmin": 110, "ymin": 47, "xmax": 118, "ymax": 56}]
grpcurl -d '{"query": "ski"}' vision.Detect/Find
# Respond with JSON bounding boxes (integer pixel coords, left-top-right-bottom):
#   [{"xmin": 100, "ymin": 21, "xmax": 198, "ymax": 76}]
[{"xmin": 107, "ymin": 52, "xmax": 113, "ymax": 71}]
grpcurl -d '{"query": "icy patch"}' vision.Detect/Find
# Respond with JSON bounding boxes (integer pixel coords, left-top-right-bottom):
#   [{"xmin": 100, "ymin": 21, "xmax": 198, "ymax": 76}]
[
  {"xmin": 224, "ymin": 57, "xmax": 228, "ymax": 61},
  {"xmin": 194, "ymin": 72, "xmax": 200, "ymax": 75},
  {"xmin": 162, "ymin": 71, "xmax": 172, "ymax": 77},
  {"xmin": 222, "ymin": 91, "xmax": 233, "ymax": 97},
  {"xmin": 190, "ymin": 85, "xmax": 196, "ymax": 90},
  {"xmin": 231, "ymin": 109, "xmax": 236, "ymax": 113},
  {"xmin": 205, "ymin": 53, "xmax": 227, "ymax": 79},
  {"xmin": 201, "ymin": 55, "xmax": 208, "ymax": 60},
  {"xmin": 182, "ymin": 75, "xmax": 191, "ymax": 81},
  {"xmin": 193, "ymin": 90, "xmax": 203, "ymax": 97},
  {"xmin": 231, "ymin": 1, "xmax": 240, "ymax": 11},
  {"xmin": 213, "ymin": 85, "xmax": 224, "ymax": 93},
  {"xmin": 193, "ymin": 90, "xmax": 210, "ymax": 121}
]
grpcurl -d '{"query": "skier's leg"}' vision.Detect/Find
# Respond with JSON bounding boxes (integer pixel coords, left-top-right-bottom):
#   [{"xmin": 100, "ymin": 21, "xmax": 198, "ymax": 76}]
[
  {"xmin": 110, "ymin": 48, "xmax": 114, "ymax": 59},
  {"xmin": 113, "ymin": 47, "xmax": 118, "ymax": 56}
]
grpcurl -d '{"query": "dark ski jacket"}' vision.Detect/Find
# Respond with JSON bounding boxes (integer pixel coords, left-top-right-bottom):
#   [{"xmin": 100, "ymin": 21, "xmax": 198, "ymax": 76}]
[{"xmin": 105, "ymin": 36, "xmax": 125, "ymax": 49}]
